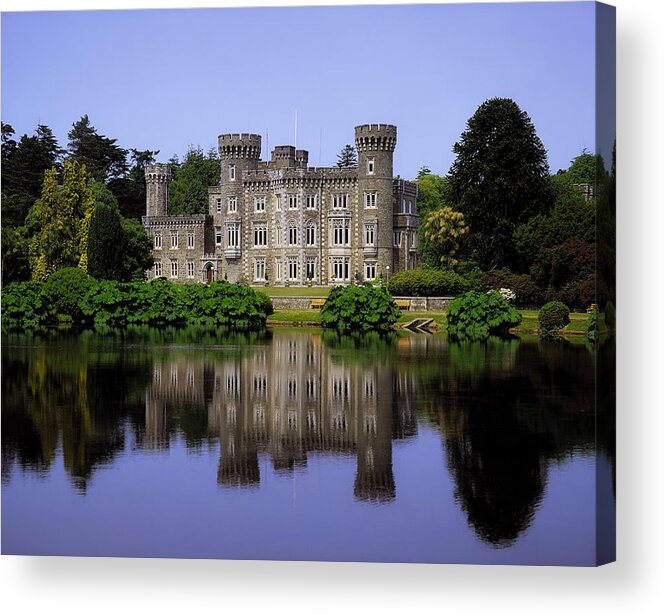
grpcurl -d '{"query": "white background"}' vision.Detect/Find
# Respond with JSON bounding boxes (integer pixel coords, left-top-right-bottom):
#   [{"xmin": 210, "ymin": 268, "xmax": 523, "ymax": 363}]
[{"xmin": 1, "ymin": 1, "xmax": 663, "ymax": 614}]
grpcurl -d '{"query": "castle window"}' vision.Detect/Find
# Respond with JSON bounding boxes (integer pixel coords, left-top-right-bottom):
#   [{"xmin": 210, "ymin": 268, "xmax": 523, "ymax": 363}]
[
  {"xmin": 215, "ymin": 226, "xmax": 222, "ymax": 246},
  {"xmin": 187, "ymin": 232, "xmax": 195, "ymax": 249},
  {"xmin": 306, "ymin": 194, "xmax": 318, "ymax": 209},
  {"xmin": 154, "ymin": 261, "xmax": 162, "ymax": 277},
  {"xmin": 306, "ymin": 221, "xmax": 316, "ymax": 246},
  {"xmin": 287, "ymin": 194, "xmax": 298, "ymax": 209},
  {"xmin": 275, "ymin": 259, "xmax": 283, "ymax": 281},
  {"xmin": 275, "ymin": 227, "xmax": 281, "ymax": 246},
  {"xmin": 393, "ymin": 231, "xmax": 402, "ymax": 247},
  {"xmin": 331, "ymin": 219, "xmax": 350, "ymax": 246},
  {"xmin": 255, "ymin": 196, "xmax": 266, "ymax": 212},
  {"xmin": 216, "ymin": 198, "xmax": 222, "ymax": 213},
  {"xmin": 288, "ymin": 257, "xmax": 299, "ymax": 281},
  {"xmin": 364, "ymin": 262, "xmax": 377, "ymax": 281},
  {"xmin": 401, "ymin": 198, "xmax": 414, "ymax": 214},
  {"xmin": 364, "ymin": 223, "xmax": 376, "ymax": 246},
  {"xmin": 332, "ymin": 194, "xmax": 348, "ymax": 209},
  {"xmin": 170, "ymin": 232, "xmax": 178, "ymax": 249},
  {"xmin": 186, "ymin": 260, "xmax": 195, "ymax": 278},
  {"xmin": 229, "ymin": 164, "xmax": 236, "ymax": 181},
  {"xmin": 227, "ymin": 223, "xmax": 240, "ymax": 248},
  {"xmin": 154, "ymin": 233, "xmax": 162, "ymax": 249},
  {"xmin": 288, "ymin": 223, "xmax": 298, "ymax": 246},
  {"xmin": 170, "ymin": 260, "xmax": 178, "ymax": 278},
  {"xmin": 364, "ymin": 192, "xmax": 377, "ymax": 208},
  {"xmin": 253, "ymin": 257, "xmax": 266, "ymax": 282},
  {"xmin": 254, "ymin": 223, "xmax": 267, "ymax": 247},
  {"xmin": 331, "ymin": 257, "xmax": 350, "ymax": 281},
  {"xmin": 275, "ymin": 195, "xmax": 281, "ymax": 211},
  {"xmin": 305, "ymin": 257, "xmax": 316, "ymax": 280},
  {"xmin": 367, "ymin": 157, "xmax": 375, "ymax": 175},
  {"xmin": 228, "ymin": 196, "xmax": 237, "ymax": 213}
]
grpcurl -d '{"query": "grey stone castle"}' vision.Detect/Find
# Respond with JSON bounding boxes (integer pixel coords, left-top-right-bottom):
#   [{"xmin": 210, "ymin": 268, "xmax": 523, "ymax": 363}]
[{"xmin": 143, "ymin": 124, "xmax": 419, "ymax": 286}]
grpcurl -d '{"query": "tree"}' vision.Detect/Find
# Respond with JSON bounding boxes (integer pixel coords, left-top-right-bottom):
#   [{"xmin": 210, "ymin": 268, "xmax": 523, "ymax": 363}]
[
  {"xmin": 448, "ymin": 98, "xmax": 553, "ymax": 269},
  {"xmin": 422, "ymin": 207, "xmax": 469, "ymax": 268},
  {"xmin": 27, "ymin": 161, "xmax": 93, "ymax": 281},
  {"xmin": 87, "ymin": 185, "xmax": 126, "ymax": 280},
  {"xmin": 112, "ymin": 148, "xmax": 160, "ymax": 220},
  {"xmin": 415, "ymin": 171, "xmax": 451, "ymax": 268},
  {"xmin": 119, "ymin": 217, "xmax": 154, "ymax": 280},
  {"xmin": 67, "ymin": 115, "xmax": 128, "ymax": 184},
  {"xmin": 1, "ymin": 124, "xmax": 63, "ymax": 228},
  {"xmin": 168, "ymin": 146, "xmax": 220, "ymax": 215},
  {"xmin": 1, "ymin": 226, "xmax": 30, "ymax": 284},
  {"xmin": 335, "ymin": 144, "xmax": 357, "ymax": 168}
]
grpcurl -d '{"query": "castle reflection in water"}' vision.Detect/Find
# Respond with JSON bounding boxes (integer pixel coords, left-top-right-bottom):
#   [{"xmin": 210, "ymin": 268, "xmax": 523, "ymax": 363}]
[{"xmin": 144, "ymin": 333, "xmax": 418, "ymax": 502}]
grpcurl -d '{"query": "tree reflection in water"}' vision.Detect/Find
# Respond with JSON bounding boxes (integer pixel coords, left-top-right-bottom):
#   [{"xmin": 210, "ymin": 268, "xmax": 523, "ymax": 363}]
[{"xmin": 2, "ymin": 328, "xmax": 603, "ymax": 546}]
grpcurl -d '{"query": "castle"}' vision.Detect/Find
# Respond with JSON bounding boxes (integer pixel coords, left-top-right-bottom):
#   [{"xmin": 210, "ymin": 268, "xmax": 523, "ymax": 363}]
[{"xmin": 143, "ymin": 124, "xmax": 419, "ymax": 286}]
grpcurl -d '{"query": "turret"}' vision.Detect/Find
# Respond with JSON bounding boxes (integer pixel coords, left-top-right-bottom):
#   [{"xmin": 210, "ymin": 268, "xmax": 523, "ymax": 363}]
[
  {"xmin": 145, "ymin": 164, "xmax": 171, "ymax": 216},
  {"xmin": 217, "ymin": 133, "xmax": 261, "ymax": 185}
]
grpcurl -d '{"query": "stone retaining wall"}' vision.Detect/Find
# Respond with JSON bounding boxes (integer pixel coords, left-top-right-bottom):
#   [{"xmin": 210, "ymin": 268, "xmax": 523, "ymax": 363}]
[{"xmin": 270, "ymin": 296, "xmax": 454, "ymax": 311}]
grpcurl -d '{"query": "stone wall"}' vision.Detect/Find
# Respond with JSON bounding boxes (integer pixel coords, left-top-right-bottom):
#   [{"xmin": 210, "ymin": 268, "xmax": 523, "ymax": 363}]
[{"xmin": 268, "ymin": 295, "xmax": 454, "ymax": 311}]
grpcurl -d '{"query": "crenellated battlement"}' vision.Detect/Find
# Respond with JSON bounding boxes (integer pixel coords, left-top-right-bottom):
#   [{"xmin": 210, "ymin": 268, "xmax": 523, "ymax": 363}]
[
  {"xmin": 354, "ymin": 124, "xmax": 397, "ymax": 153},
  {"xmin": 144, "ymin": 164, "xmax": 172, "ymax": 183},
  {"xmin": 218, "ymin": 133, "xmax": 262, "ymax": 160}
]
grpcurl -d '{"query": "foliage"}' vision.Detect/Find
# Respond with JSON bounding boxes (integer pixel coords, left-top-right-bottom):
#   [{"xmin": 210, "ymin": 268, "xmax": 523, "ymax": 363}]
[
  {"xmin": 538, "ymin": 301, "xmax": 570, "ymax": 335},
  {"xmin": 552, "ymin": 149, "xmax": 608, "ymax": 188},
  {"xmin": 335, "ymin": 144, "xmax": 357, "ymax": 168},
  {"xmin": 168, "ymin": 147, "xmax": 221, "ymax": 215},
  {"xmin": 67, "ymin": 114, "xmax": 128, "ymax": 183},
  {"xmin": 387, "ymin": 269, "xmax": 471, "ymax": 297},
  {"xmin": 0, "ymin": 281, "xmax": 53, "ymax": 328},
  {"xmin": 480, "ymin": 268, "xmax": 544, "ymax": 307},
  {"xmin": 87, "ymin": 194, "xmax": 127, "ymax": 281},
  {"xmin": 320, "ymin": 284, "xmax": 400, "ymax": 333},
  {"xmin": 446, "ymin": 290, "xmax": 522, "ymax": 340},
  {"xmin": 415, "ymin": 171, "xmax": 451, "ymax": 267},
  {"xmin": 605, "ymin": 301, "xmax": 616, "ymax": 336},
  {"xmin": 119, "ymin": 217, "xmax": 154, "ymax": 280},
  {"xmin": 1, "ymin": 123, "xmax": 63, "ymax": 229},
  {"xmin": 422, "ymin": 206, "xmax": 469, "ymax": 267},
  {"xmin": 1, "ymin": 226, "xmax": 30, "ymax": 284},
  {"xmin": 586, "ymin": 308, "xmax": 599, "ymax": 343},
  {"xmin": 111, "ymin": 148, "xmax": 160, "ymax": 220},
  {"xmin": 2, "ymin": 274, "xmax": 273, "ymax": 331},
  {"xmin": 448, "ymin": 98, "xmax": 553, "ymax": 269},
  {"xmin": 41, "ymin": 268, "xmax": 95, "ymax": 321}
]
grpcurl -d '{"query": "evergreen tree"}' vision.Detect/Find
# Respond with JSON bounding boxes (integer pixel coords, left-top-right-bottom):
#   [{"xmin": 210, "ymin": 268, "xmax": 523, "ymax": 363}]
[
  {"xmin": 335, "ymin": 144, "xmax": 357, "ymax": 168},
  {"xmin": 448, "ymin": 98, "xmax": 553, "ymax": 269},
  {"xmin": 119, "ymin": 217, "xmax": 154, "ymax": 280},
  {"xmin": 168, "ymin": 146, "xmax": 220, "ymax": 215},
  {"xmin": 112, "ymin": 148, "xmax": 160, "ymax": 220},
  {"xmin": 87, "ymin": 197, "xmax": 126, "ymax": 281},
  {"xmin": 67, "ymin": 114, "xmax": 128, "ymax": 183}
]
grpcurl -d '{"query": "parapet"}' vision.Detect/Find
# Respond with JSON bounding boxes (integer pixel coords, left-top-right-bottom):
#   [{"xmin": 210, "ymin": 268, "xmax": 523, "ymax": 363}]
[
  {"xmin": 354, "ymin": 124, "xmax": 397, "ymax": 153},
  {"xmin": 218, "ymin": 133, "xmax": 262, "ymax": 160},
  {"xmin": 144, "ymin": 164, "xmax": 171, "ymax": 183}
]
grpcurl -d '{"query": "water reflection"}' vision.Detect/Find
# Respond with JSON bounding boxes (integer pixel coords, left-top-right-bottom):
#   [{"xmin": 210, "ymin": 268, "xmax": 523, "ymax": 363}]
[{"xmin": 2, "ymin": 329, "xmax": 607, "ymax": 552}]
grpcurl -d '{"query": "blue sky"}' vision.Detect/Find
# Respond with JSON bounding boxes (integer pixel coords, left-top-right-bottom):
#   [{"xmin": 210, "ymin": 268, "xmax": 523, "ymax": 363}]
[{"xmin": 2, "ymin": 3, "xmax": 601, "ymax": 178}]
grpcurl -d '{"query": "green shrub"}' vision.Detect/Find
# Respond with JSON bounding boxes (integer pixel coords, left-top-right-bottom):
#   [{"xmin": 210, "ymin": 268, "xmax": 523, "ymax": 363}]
[
  {"xmin": 480, "ymin": 268, "xmax": 544, "ymax": 307},
  {"xmin": 1, "ymin": 281, "xmax": 52, "ymax": 328},
  {"xmin": 388, "ymin": 268, "xmax": 471, "ymax": 297},
  {"xmin": 41, "ymin": 267, "xmax": 95, "ymax": 322},
  {"xmin": 538, "ymin": 301, "xmax": 570, "ymax": 335},
  {"xmin": 605, "ymin": 300, "xmax": 615, "ymax": 335},
  {"xmin": 321, "ymin": 284, "xmax": 400, "ymax": 333},
  {"xmin": 586, "ymin": 308, "xmax": 599, "ymax": 343},
  {"xmin": 446, "ymin": 290, "xmax": 522, "ymax": 339}
]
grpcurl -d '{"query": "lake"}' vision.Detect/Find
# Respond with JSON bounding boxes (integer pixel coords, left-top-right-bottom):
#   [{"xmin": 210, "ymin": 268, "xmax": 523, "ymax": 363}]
[{"xmin": 1, "ymin": 328, "xmax": 615, "ymax": 565}]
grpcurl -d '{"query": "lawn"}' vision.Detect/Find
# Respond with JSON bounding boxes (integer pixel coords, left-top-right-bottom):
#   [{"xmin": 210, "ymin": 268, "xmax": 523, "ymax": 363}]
[{"xmin": 252, "ymin": 286, "xmax": 330, "ymax": 297}]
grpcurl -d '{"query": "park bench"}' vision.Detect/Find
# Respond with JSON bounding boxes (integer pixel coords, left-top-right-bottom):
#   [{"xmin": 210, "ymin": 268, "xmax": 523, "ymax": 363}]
[
  {"xmin": 395, "ymin": 299, "xmax": 411, "ymax": 310},
  {"xmin": 310, "ymin": 298, "xmax": 326, "ymax": 309}
]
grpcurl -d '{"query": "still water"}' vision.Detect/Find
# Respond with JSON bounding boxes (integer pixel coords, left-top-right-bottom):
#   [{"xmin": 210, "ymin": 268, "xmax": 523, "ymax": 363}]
[{"xmin": 1, "ymin": 328, "xmax": 614, "ymax": 565}]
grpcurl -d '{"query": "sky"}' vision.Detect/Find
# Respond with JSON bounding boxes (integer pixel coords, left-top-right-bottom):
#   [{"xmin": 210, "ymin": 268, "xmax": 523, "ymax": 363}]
[{"xmin": 1, "ymin": 2, "xmax": 606, "ymax": 178}]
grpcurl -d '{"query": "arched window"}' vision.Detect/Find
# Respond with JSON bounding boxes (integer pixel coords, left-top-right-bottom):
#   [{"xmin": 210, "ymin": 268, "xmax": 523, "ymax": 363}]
[
  {"xmin": 288, "ymin": 222, "xmax": 298, "ymax": 246},
  {"xmin": 306, "ymin": 221, "xmax": 316, "ymax": 246}
]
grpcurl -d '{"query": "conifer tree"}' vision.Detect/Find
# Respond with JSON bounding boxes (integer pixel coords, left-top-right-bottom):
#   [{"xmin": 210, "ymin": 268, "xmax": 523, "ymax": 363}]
[{"xmin": 335, "ymin": 144, "xmax": 357, "ymax": 168}]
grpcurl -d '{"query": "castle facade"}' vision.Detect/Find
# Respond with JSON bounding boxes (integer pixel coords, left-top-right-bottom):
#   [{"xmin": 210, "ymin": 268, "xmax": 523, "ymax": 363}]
[{"xmin": 143, "ymin": 124, "xmax": 419, "ymax": 285}]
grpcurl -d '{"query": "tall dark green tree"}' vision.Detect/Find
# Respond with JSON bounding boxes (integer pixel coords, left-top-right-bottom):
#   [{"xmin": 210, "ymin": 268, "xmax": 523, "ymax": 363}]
[
  {"xmin": 448, "ymin": 98, "xmax": 553, "ymax": 269},
  {"xmin": 67, "ymin": 115, "xmax": 128, "ymax": 184},
  {"xmin": 112, "ymin": 148, "xmax": 160, "ymax": 220},
  {"xmin": 168, "ymin": 146, "xmax": 220, "ymax": 215},
  {"xmin": 1, "ymin": 124, "xmax": 63, "ymax": 228},
  {"xmin": 335, "ymin": 144, "xmax": 357, "ymax": 168}
]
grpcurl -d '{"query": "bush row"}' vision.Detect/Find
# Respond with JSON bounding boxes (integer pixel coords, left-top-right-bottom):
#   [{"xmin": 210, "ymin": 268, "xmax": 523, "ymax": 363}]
[
  {"xmin": 321, "ymin": 284, "xmax": 401, "ymax": 333},
  {"xmin": 387, "ymin": 269, "xmax": 471, "ymax": 297},
  {"xmin": 2, "ymin": 269, "xmax": 274, "ymax": 330}
]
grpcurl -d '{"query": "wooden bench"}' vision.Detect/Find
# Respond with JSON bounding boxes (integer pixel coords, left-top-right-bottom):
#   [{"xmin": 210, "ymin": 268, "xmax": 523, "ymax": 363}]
[
  {"xmin": 310, "ymin": 298, "xmax": 326, "ymax": 309},
  {"xmin": 395, "ymin": 299, "xmax": 411, "ymax": 310}
]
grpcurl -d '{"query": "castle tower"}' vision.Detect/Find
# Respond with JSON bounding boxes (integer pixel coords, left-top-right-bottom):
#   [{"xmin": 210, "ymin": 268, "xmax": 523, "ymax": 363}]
[
  {"xmin": 355, "ymin": 124, "xmax": 397, "ymax": 280},
  {"xmin": 145, "ymin": 164, "xmax": 172, "ymax": 217},
  {"xmin": 216, "ymin": 134, "xmax": 262, "ymax": 281}
]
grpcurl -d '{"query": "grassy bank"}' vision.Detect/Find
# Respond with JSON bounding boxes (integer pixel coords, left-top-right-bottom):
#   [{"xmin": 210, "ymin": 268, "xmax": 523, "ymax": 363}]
[{"xmin": 268, "ymin": 306, "xmax": 596, "ymax": 336}]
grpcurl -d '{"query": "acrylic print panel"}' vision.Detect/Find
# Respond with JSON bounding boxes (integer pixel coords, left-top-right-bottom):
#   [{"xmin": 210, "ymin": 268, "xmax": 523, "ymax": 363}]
[{"xmin": 1, "ymin": 2, "xmax": 616, "ymax": 566}]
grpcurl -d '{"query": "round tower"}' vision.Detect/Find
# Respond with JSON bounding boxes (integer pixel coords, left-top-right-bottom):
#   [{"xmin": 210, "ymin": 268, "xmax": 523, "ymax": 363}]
[
  {"xmin": 355, "ymin": 124, "xmax": 397, "ymax": 280},
  {"xmin": 217, "ymin": 133, "xmax": 262, "ymax": 186},
  {"xmin": 145, "ymin": 164, "xmax": 172, "ymax": 217}
]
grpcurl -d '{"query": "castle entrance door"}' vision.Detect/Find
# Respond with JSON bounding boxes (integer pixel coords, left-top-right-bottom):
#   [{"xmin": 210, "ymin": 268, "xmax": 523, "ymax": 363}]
[{"xmin": 205, "ymin": 263, "xmax": 214, "ymax": 283}]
